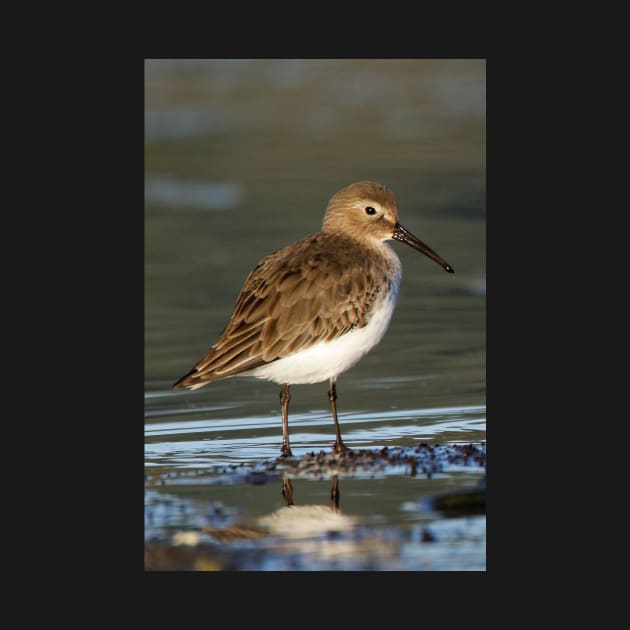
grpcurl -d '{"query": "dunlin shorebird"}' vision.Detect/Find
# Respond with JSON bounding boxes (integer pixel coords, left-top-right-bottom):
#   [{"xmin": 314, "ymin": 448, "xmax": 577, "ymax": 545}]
[{"xmin": 173, "ymin": 181, "xmax": 454, "ymax": 457}]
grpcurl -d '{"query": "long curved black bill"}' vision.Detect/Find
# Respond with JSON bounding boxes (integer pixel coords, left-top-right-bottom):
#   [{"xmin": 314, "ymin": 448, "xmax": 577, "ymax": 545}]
[{"xmin": 392, "ymin": 223, "xmax": 454, "ymax": 273}]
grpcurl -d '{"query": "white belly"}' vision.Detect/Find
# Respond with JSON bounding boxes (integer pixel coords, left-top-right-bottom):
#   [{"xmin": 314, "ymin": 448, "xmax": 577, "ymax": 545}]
[{"xmin": 245, "ymin": 292, "xmax": 398, "ymax": 385}]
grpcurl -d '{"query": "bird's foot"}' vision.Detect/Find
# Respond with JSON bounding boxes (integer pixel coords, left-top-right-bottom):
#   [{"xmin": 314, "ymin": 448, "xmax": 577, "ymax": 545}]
[{"xmin": 332, "ymin": 441, "xmax": 349, "ymax": 454}]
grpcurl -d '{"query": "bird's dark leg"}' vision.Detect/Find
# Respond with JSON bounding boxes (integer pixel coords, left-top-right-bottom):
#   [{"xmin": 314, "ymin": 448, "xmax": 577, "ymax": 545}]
[
  {"xmin": 282, "ymin": 476, "xmax": 294, "ymax": 506},
  {"xmin": 280, "ymin": 383, "xmax": 293, "ymax": 457},
  {"xmin": 328, "ymin": 378, "xmax": 348, "ymax": 453},
  {"xmin": 330, "ymin": 474, "xmax": 340, "ymax": 512}
]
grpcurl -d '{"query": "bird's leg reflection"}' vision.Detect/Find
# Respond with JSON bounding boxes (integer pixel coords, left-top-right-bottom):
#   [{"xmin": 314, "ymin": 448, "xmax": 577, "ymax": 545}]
[
  {"xmin": 330, "ymin": 474, "xmax": 340, "ymax": 512},
  {"xmin": 281, "ymin": 474, "xmax": 340, "ymax": 511},
  {"xmin": 281, "ymin": 476, "xmax": 294, "ymax": 506}
]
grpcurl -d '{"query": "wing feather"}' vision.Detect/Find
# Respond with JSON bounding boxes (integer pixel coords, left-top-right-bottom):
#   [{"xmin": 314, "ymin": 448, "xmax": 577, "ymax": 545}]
[{"xmin": 172, "ymin": 233, "xmax": 389, "ymax": 390}]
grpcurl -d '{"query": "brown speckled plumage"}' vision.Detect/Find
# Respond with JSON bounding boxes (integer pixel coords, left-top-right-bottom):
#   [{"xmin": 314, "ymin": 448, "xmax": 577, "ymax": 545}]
[
  {"xmin": 173, "ymin": 232, "xmax": 395, "ymax": 389},
  {"xmin": 172, "ymin": 181, "xmax": 454, "ymax": 456}
]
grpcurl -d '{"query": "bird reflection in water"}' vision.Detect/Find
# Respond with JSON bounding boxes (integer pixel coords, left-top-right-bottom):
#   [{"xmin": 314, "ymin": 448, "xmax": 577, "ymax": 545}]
[
  {"xmin": 201, "ymin": 474, "xmax": 350, "ymax": 543},
  {"xmin": 281, "ymin": 474, "xmax": 340, "ymax": 511}
]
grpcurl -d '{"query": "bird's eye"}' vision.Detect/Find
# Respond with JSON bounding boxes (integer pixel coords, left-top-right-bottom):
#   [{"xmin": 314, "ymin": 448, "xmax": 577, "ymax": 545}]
[{"xmin": 365, "ymin": 207, "xmax": 377, "ymax": 215}]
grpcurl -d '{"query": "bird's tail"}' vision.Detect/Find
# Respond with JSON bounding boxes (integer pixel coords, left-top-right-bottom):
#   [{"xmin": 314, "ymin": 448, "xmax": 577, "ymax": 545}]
[{"xmin": 172, "ymin": 367, "xmax": 225, "ymax": 390}]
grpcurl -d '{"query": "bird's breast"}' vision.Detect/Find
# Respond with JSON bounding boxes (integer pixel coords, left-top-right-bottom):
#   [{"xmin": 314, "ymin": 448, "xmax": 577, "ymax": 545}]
[{"xmin": 245, "ymin": 288, "xmax": 398, "ymax": 385}]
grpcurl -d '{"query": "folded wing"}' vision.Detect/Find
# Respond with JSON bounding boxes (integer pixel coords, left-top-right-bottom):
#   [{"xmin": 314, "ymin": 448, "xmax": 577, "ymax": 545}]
[{"xmin": 172, "ymin": 233, "xmax": 386, "ymax": 390}]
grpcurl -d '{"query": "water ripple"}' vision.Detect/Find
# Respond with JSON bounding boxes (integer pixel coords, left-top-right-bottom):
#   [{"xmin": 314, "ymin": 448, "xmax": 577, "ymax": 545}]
[{"xmin": 145, "ymin": 404, "xmax": 485, "ymax": 468}]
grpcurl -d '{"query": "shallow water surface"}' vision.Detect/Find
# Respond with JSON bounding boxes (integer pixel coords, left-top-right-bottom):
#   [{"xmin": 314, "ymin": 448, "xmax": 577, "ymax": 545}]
[{"xmin": 145, "ymin": 59, "xmax": 486, "ymax": 571}]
